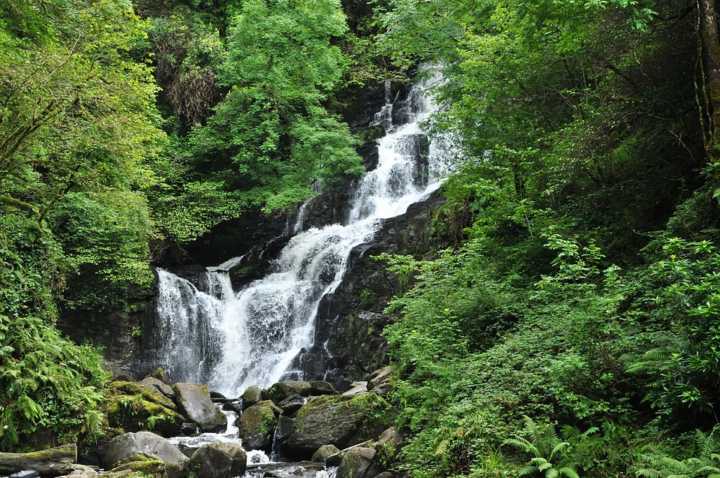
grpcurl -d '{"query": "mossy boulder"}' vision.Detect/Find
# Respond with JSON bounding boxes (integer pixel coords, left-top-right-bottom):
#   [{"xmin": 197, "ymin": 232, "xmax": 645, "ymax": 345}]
[
  {"xmin": 102, "ymin": 431, "xmax": 188, "ymax": 477},
  {"xmin": 106, "ymin": 453, "xmax": 171, "ymax": 478},
  {"xmin": 265, "ymin": 381, "xmax": 337, "ymax": 404},
  {"xmin": 107, "ymin": 381, "xmax": 185, "ymax": 436},
  {"xmin": 283, "ymin": 392, "xmax": 390, "ymax": 459},
  {"xmin": 186, "ymin": 443, "xmax": 246, "ymax": 478},
  {"xmin": 241, "ymin": 386, "xmax": 263, "ymax": 408},
  {"xmin": 238, "ymin": 401, "xmax": 280, "ymax": 450}
]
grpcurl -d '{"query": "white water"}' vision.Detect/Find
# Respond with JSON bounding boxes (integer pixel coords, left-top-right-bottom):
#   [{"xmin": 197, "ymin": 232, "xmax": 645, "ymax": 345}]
[{"xmin": 154, "ymin": 68, "xmax": 456, "ymax": 397}]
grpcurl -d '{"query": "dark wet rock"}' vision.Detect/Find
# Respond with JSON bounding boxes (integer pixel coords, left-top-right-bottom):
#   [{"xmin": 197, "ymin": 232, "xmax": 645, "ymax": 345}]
[
  {"xmin": 173, "ymin": 383, "xmax": 227, "ymax": 432},
  {"xmin": 223, "ymin": 400, "xmax": 244, "ymax": 414},
  {"xmin": 0, "ymin": 445, "xmax": 76, "ymax": 476},
  {"xmin": 102, "ymin": 432, "xmax": 188, "ymax": 473},
  {"xmin": 239, "ymin": 401, "xmax": 280, "ymax": 450},
  {"xmin": 265, "ymin": 381, "xmax": 312, "ymax": 403},
  {"xmin": 283, "ymin": 393, "xmax": 390, "ymax": 459},
  {"xmin": 186, "ymin": 443, "xmax": 246, "ymax": 478},
  {"xmin": 302, "ymin": 189, "xmax": 446, "ymax": 387},
  {"xmin": 278, "ymin": 395, "xmax": 307, "ymax": 416},
  {"xmin": 311, "ymin": 445, "xmax": 340, "ymax": 463}
]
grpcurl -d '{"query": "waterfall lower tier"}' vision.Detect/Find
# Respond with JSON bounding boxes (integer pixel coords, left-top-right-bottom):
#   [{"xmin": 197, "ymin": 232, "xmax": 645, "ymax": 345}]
[{"xmin": 152, "ymin": 67, "xmax": 457, "ymax": 396}]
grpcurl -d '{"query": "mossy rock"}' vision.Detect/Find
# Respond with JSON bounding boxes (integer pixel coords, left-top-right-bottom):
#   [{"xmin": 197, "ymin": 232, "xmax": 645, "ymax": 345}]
[
  {"xmin": 105, "ymin": 453, "xmax": 177, "ymax": 478},
  {"xmin": 239, "ymin": 401, "xmax": 279, "ymax": 450},
  {"xmin": 107, "ymin": 382, "xmax": 185, "ymax": 436},
  {"xmin": 111, "ymin": 381, "xmax": 177, "ymax": 410},
  {"xmin": 283, "ymin": 392, "xmax": 390, "ymax": 458}
]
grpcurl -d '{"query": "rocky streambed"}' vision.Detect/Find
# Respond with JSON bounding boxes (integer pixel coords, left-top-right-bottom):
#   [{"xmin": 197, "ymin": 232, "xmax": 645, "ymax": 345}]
[{"xmin": 0, "ymin": 367, "xmax": 398, "ymax": 478}]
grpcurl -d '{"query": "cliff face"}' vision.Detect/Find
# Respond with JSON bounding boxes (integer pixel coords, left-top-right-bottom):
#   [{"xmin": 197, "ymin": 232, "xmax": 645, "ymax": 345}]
[{"xmin": 297, "ymin": 189, "xmax": 446, "ymax": 388}]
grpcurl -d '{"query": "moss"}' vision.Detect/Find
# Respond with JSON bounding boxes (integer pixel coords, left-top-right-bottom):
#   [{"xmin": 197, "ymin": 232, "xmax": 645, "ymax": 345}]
[
  {"xmin": 110, "ymin": 381, "xmax": 176, "ymax": 410},
  {"xmin": 106, "ymin": 453, "xmax": 168, "ymax": 478},
  {"xmin": 239, "ymin": 401, "xmax": 278, "ymax": 448},
  {"xmin": 107, "ymin": 395, "xmax": 184, "ymax": 435}
]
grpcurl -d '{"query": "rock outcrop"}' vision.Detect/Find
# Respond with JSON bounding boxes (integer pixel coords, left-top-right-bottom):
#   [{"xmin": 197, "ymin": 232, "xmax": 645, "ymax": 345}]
[
  {"xmin": 102, "ymin": 432, "xmax": 188, "ymax": 475},
  {"xmin": 238, "ymin": 401, "xmax": 280, "ymax": 450},
  {"xmin": 186, "ymin": 443, "xmax": 246, "ymax": 478},
  {"xmin": 173, "ymin": 383, "xmax": 226, "ymax": 432},
  {"xmin": 107, "ymin": 381, "xmax": 185, "ymax": 437},
  {"xmin": 282, "ymin": 393, "xmax": 390, "ymax": 459}
]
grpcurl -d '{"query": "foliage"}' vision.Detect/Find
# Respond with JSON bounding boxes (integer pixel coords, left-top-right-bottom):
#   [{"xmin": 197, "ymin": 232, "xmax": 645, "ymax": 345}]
[{"xmin": 501, "ymin": 417, "xmax": 581, "ymax": 478}]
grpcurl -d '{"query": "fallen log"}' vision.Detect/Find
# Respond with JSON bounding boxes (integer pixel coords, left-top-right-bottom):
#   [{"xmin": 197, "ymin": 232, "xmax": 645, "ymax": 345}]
[{"xmin": 0, "ymin": 444, "xmax": 77, "ymax": 476}]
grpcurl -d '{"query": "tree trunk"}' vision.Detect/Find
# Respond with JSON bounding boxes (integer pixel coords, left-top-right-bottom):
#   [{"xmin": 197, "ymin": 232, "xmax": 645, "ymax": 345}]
[
  {"xmin": 0, "ymin": 444, "xmax": 77, "ymax": 476},
  {"xmin": 699, "ymin": 0, "xmax": 720, "ymax": 154}
]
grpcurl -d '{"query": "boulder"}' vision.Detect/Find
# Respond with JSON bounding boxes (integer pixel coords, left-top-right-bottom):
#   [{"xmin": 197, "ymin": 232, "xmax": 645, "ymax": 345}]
[
  {"xmin": 274, "ymin": 416, "xmax": 295, "ymax": 453},
  {"xmin": 278, "ymin": 395, "xmax": 306, "ymax": 415},
  {"xmin": 311, "ymin": 445, "xmax": 340, "ymax": 463},
  {"xmin": 265, "ymin": 381, "xmax": 313, "ymax": 403},
  {"xmin": 337, "ymin": 447, "xmax": 377, "ymax": 478},
  {"xmin": 186, "ymin": 443, "xmax": 246, "ymax": 478},
  {"xmin": 223, "ymin": 400, "xmax": 244, "ymax": 414},
  {"xmin": 342, "ymin": 382, "xmax": 368, "ymax": 397},
  {"xmin": 0, "ymin": 444, "xmax": 77, "ymax": 476},
  {"xmin": 102, "ymin": 432, "xmax": 188, "ymax": 473},
  {"xmin": 242, "ymin": 386, "xmax": 263, "ymax": 408},
  {"xmin": 239, "ymin": 401, "xmax": 280, "ymax": 450},
  {"xmin": 265, "ymin": 381, "xmax": 337, "ymax": 404},
  {"xmin": 173, "ymin": 383, "xmax": 227, "ymax": 432},
  {"xmin": 283, "ymin": 393, "xmax": 390, "ymax": 459},
  {"xmin": 107, "ymin": 381, "xmax": 185, "ymax": 436},
  {"xmin": 104, "ymin": 453, "xmax": 171, "ymax": 478},
  {"xmin": 139, "ymin": 376, "xmax": 175, "ymax": 400}
]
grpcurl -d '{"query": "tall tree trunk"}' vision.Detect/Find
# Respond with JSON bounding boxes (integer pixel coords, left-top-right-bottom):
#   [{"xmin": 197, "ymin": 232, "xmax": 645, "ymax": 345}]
[{"xmin": 699, "ymin": 0, "xmax": 720, "ymax": 156}]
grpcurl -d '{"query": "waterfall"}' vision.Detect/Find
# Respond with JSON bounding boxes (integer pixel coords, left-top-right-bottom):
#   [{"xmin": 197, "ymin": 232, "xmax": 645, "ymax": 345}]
[{"xmin": 154, "ymin": 68, "xmax": 457, "ymax": 396}]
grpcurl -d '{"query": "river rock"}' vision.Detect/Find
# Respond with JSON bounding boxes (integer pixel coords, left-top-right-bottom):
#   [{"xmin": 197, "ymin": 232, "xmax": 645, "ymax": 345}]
[
  {"xmin": 278, "ymin": 395, "xmax": 307, "ymax": 415},
  {"xmin": 265, "ymin": 381, "xmax": 313, "ymax": 403},
  {"xmin": 107, "ymin": 381, "xmax": 185, "ymax": 437},
  {"xmin": 245, "ymin": 461, "xmax": 324, "ymax": 478},
  {"xmin": 102, "ymin": 431, "xmax": 188, "ymax": 473},
  {"xmin": 186, "ymin": 443, "xmax": 246, "ymax": 478},
  {"xmin": 104, "ymin": 452, "xmax": 172, "ymax": 478},
  {"xmin": 242, "ymin": 386, "xmax": 263, "ymax": 407},
  {"xmin": 283, "ymin": 393, "xmax": 389, "ymax": 458},
  {"xmin": 239, "ymin": 401, "xmax": 280, "ymax": 450},
  {"xmin": 337, "ymin": 447, "xmax": 378, "ymax": 478},
  {"xmin": 311, "ymin": 445, "xmax": 340, "ymax": 463},
  {"xmin": 173, "ymin": 383, "xmax": 227, "ymax": 432},
  {"xmin": 139, "ymin": 376, "xmax": 175, "ymax": 400},
  {"xmin": 0, "ymin": 444, "xmax": 77, "ymax": 476}
]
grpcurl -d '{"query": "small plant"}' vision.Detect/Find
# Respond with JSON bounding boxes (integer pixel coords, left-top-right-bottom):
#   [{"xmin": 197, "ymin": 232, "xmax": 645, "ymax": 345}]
[
  {"xmin": 502, "ymin": 416, "xmax": 581, "ymax": 478},
  {"xmin": 635, "ymin": 429, "xmax": 720, "ymax": 478}
]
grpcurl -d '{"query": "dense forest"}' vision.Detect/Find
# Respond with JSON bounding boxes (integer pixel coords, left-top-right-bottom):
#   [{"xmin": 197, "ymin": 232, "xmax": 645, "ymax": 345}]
[{"xmin": 3, "ymin": 0, "xmax": 720, "ymax": 477}]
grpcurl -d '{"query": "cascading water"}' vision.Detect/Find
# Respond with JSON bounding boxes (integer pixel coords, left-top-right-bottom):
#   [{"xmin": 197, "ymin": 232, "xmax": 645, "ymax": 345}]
[{"xmin": 154, "ymin": 67, "xmax": 456, "ymax": 397}]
